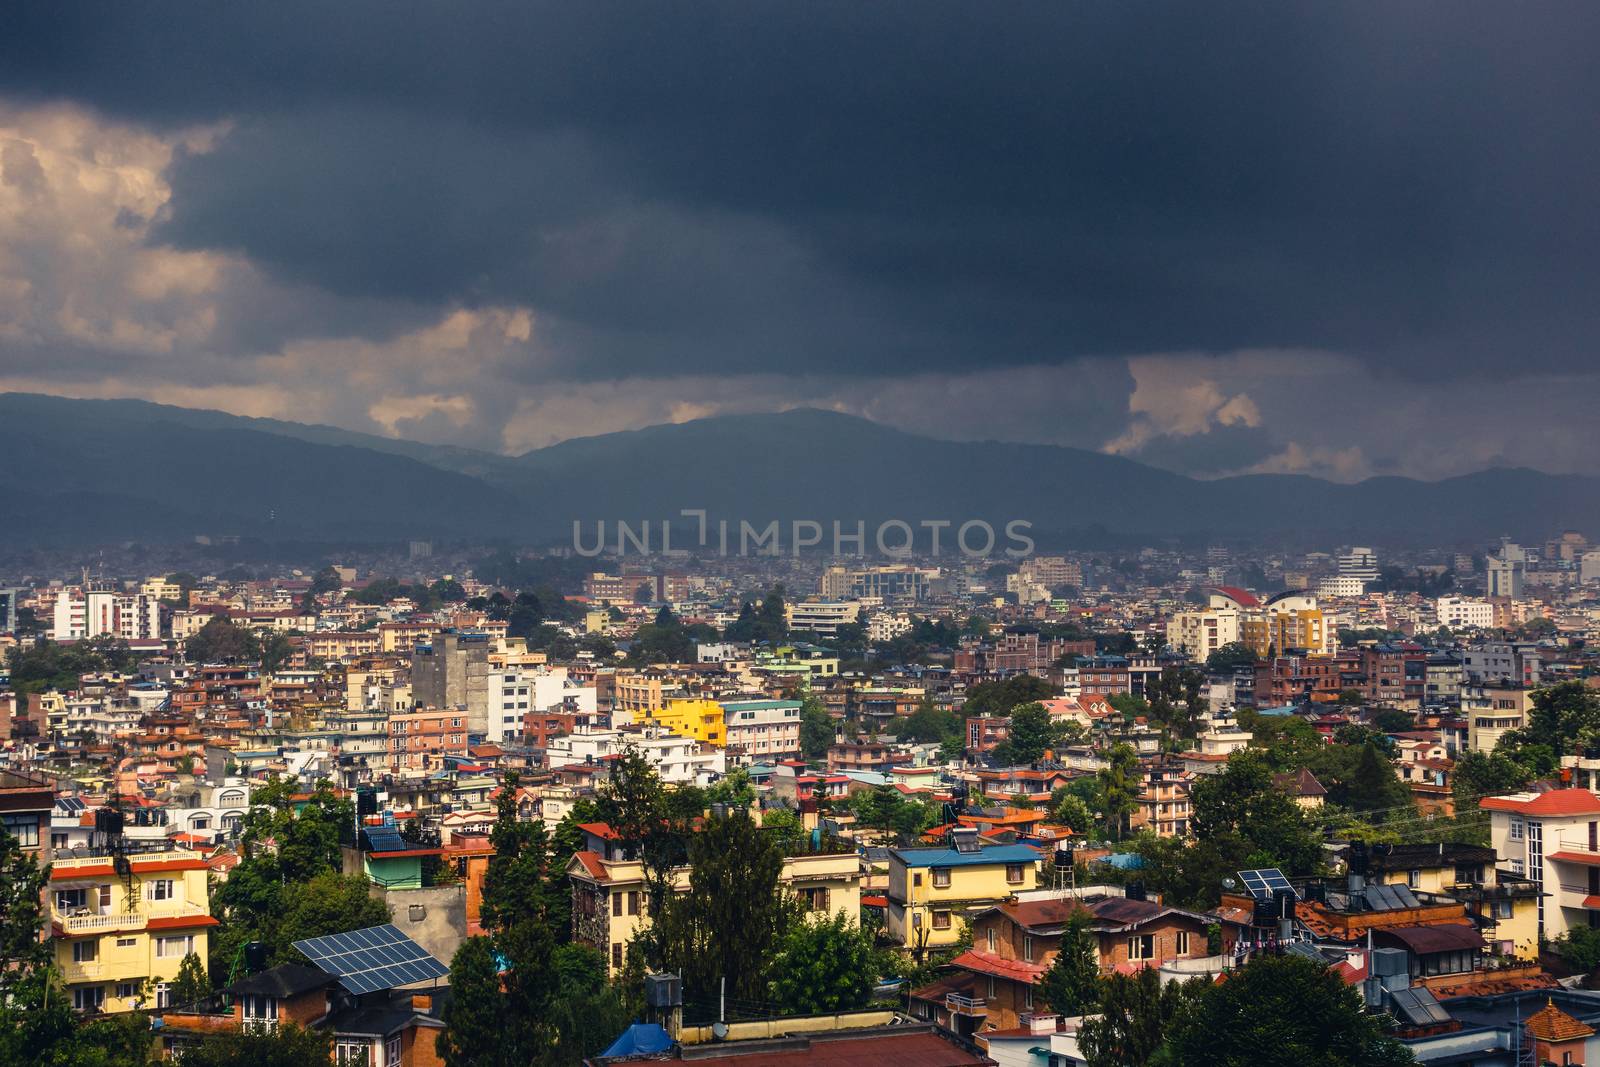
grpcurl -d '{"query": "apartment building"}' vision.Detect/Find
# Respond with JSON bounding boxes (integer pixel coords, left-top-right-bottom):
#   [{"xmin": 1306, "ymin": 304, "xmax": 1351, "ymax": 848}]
[
  {"xmin": 568, "ymin": 843, "xmax": 862, "ymax": 975},
  {"xmin": 784, "ymin": 600, "xmax": 861, "ymax": 638},
  {"xmin": 545, "ymin": 726, "xmax": 726, "ymax": 786},
  {"xmin": 50, "ymin": 849, "xmax": 218, "ymax": 1014},
  {"xmin": 386, "ymin": 708, "xmax": 470, "ymax": 771},
  {"xmin": 1463, "ymin": 683, "xmax": 1532, "ymax": 754},
  {"xmin": 1483, "ymin": 789, "xmax": 1600, "ymax": 942},
  {"xmin": 51, "ymin": 589, "xmax": 162, "ymax": 641},
  {"xmin": 885, "ymin": 832, "xmax": 1042, "ymax": 950},
  {"xmin": 719, "ymin": 699, "xmax": 802, "ymax": 761},
  {"xmin": 410, "ymin": 631, "xmax": 491, "ymax": 733},
  {"xmin": 1436, "ymin": 597, "xmax": 1494, "ymax": 630}
]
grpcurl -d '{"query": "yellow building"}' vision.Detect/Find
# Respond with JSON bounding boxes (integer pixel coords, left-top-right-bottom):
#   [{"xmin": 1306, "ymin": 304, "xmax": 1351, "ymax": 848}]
[
  {"xmin": 50, "ymin": 850, "xmax": 217, "ymax": 1013},
  {"xmin": 1368, "ymin": 843, "xmax": 1541, "ymax": 961},
  {"xmin": 885, "ymin": 837, "xmax": 1042, "ymax": 950},
  {"xmin": 567, "ymin": 848, "xmax": 862, "ymax": 975},
  {"xmin": 646, "ymin": 698, "xmax": 727, "ymax": 747}
]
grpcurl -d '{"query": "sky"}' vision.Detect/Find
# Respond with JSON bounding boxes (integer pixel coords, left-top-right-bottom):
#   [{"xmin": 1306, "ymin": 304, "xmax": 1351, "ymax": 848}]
[{"xmin": 1, "ymin": 3, "xmax": 1598, "ymax": 482}]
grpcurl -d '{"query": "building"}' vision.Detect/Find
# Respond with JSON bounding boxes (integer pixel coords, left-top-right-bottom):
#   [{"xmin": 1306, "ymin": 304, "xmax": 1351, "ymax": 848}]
[
  {"xmin": 489, "ymin": 664, "xmax": 597, "ymax": 745},
  {"xmin": 410, "ymin": 631, "xmax": 491, "ymax": 734},
  {"xmin": 884, "ymin": 832, "xmax": 1042, "ymax": 951},
  {"xmin": 784, "ymin": 600, "xmax": 861, "ymax": 638},
  {"xmin": 922, "ymin": 893, "xmax": 1235, "ymax": 1034},
  {"xmin": 720, "ymin": 699, "xmax": 802, "ymax": 762},
  {"xmin": 545, "ymin": 726, "xmax": 727, "ymax": 786},
  {"xmin": 386, "ymin": 708, "xmax": 471, "ymax": 771},
  {"xmin": 568, "ymin": 838, "xmax": 862, "ymax": 975},
  {"xmin": 1435, "ymin": 597, "xmax": 1494, "ymax": 630},
  {"xmin": 1338, "ymin": 546, "xmax": 1380, "ymax": 586},
  {"xmin": 0, "ymin": 768, "xmax": 54, "ymax": 859},
  {"xmin": 645, "ymin": 699, "xmax": 727, "ymax": 747},
  {"xmin": 1462, "ymin": 642, "xmax": 1542, "ymax": 687},
  {"xmin": 50, "ymin": 849, "xmax": 219, "ymax": 1014},
  {"xmin": 1166, "ymin": 588, "xmax": 1330, "ymax": 662},
  {"xmin": 1463, "ymin": 683, "xmax": 1532, "ymax": 754},
  {"xmin": 51, "ymin": 589, "xmax": 162, "ymax": 641},
  {"xmin": 1486, "ymin": 557, "xmax": 1525, "ymax": 599},
  {"xmin": 1483, "ymin": 788, "xmax": 1600, "ymax": 941},
  {"xmin": 0, "ymin": 585, "xmax": 20, "ymax": 631}
]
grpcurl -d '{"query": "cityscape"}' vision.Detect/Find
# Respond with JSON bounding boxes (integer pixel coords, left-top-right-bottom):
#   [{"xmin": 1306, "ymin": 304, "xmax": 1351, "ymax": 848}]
[{"xmin": 5, "ymin": 5, "xmax": 1600, "ymax": 1067}]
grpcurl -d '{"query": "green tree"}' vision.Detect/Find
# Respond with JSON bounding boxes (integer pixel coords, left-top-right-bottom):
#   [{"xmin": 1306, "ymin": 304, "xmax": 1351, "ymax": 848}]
[
  {"xmin": 769, "ymin": 912, "xmax": 877, "ymax": 1015},
  {"xmin": 275, "ymin": 872, "xmax": 391, "ymax": 958},
  {"xmin": 185, "ymin": 617, "xmax": 261, "ymax": 664},
  {"xmin": 1551, "ymin": 925, "xmax": 1600, "ymax": 974},
  {"xmin": 438, "ymin": 936, "xmax": 507, "ymax": 1067},
  {"xmin": 1096, "ymin": 743, "xmax": 1140, "ymax": 840},
  {"xmin": 545, "ymin": 944, "xmax": 639, "ymax": 1065},
  {"xmin": 799, "ymin": 694, "xmax": 835, "ymax": 762},
  {"xmin": 963, "ymin": 675, "xmax": 1057, "ymax": 718},
  {"xmin": 645, "ymin": 809, "xmax": 794, "ymax": 1008},
  {"xmin": 1205, "ymin": 642, "xmax": 1258, "ymax": 671},
  {"xmin": 259, "ymin": 632, "xmax": 296, "ymax": 674},
  {"xmin": 308, "ymin": 567, "xmax": 343, "ymax": 595},
  {"xmin": 1189, "ymin": 750, "xmax": 1322, "ymax": 876},
  {"xmin": 1048, "ymin": 789, "xmax": 1094, "ymax": 834},
  {"xmin": 169, "ymin": 951, "xmax": 211, "ymax": 1008},
  {"xmin": 1038, "ymin": 909, "xmax": 1103, "ymax": 1017},
  {"xmin": 1079, "ymin": 969, "xmax": 1203, "ymax": 1067},
  {"xmin": 706, "ymin": 767, "xmax": 757, "ymax": 810},
  {"xmin": 1163, "ymin": 953, "xmax": 1414, "ymax": 1067},
  {"xmin": 180, "ymin": 1023, "xmax": 332, "ymax": 1067},
  {"xmin": 990, "ymin": 702, "xmax": 1061, "ymax": 765},
  {"xmin": 896, "ymin": 699, "xmax": 962, "ymax": 745}
]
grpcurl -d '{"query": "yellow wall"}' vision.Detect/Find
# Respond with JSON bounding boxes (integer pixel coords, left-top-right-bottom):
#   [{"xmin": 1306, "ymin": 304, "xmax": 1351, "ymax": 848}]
[
  {"xmin": 50, "ymin": 855, "xmax": 213, "ymax": 1013},
  {"xmin": 649, "ymin": 699, "xmax": 727, "ymax": 746},
  {"xmin": 885, "ymin": 856, "xmax": 1039, "ymax": 949}
]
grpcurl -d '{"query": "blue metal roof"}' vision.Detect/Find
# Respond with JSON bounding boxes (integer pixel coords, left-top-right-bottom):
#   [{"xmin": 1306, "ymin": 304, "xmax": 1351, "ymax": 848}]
[{"xmin": 891, "ymin": 844, "xmax": 1040, "ymax": 868}]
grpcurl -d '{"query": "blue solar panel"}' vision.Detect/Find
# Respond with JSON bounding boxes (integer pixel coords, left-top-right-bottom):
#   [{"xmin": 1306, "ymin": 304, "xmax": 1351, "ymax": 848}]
[
  {"xmin": 293, "ymin": 923, "xmax": 448, "ymax": 995},
  {"xmin": 1237, "ymin": 868, "xmax": 1296, "ymax": 902},
  {"xmin": 363, "ymin": 826, "xmax": 409, "ymax": 853}
]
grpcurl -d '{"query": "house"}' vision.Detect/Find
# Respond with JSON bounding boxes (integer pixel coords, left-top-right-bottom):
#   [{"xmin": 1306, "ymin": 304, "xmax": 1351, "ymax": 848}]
[
  {"xmin": 567, "ymin": 844, "xmax": 862, "ymax": 975},
  {"xmin": 49, "ymin": 849, "xmax": 220, "ymax": 1014},
  {"xmin": 1484, "ymin": 788, "xmax": 1600, "ymax": 941},
  {"xmin": 916, "ymin": 893, "xmax": 1238, "ymax": 1034},
  {"xmin": 884, "ymin": 831, "xmax": 1042, "ymax": 951},
  {"xmin": 1272, "ymin": 767, "xmax": 1327, "ymax": 810},
  {"xmin": 1363, "ymin": 842, "xmax": 1540, "ymax": 960},
  {"xmin": 157, "ymin": 925, "xmax": 449, "ymax": 1065}
]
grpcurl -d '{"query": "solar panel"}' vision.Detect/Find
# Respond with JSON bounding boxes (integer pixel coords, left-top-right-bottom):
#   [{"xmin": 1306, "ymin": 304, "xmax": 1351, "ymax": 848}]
[
  {"xmin": 363, "ymin": 826, "xmax": 409, "ymax": 853},
  {"xmin": 293, "ymin": 923, "xmax": 448, "ymax": 995},
  {"xmin": 1237, "ymin": 868, "xmax": 1296, "ymax": 902},
  {"xmin": 57, "ymin": 797, "xmax": 86, "ymax": 813},
  {"xmin": 1389, "ymin": 987, "xmax": 1450, "ymax": 1026}
]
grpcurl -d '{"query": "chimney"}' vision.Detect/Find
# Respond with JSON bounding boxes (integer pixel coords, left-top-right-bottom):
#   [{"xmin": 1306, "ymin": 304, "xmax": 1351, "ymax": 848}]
[
  {"xmin": 1021, "ymin": 1012, "xmax": 1059, "ymax": 1035},
  {"xmin": 411, "ymin": 993, "xmax": 433, "ymax": 1013}
]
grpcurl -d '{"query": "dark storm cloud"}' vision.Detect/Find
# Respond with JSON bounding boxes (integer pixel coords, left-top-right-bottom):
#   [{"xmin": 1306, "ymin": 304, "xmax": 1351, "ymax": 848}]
[{"xmin": 3, "ymin": 2, "xmax": 1599, "ymax": 380}]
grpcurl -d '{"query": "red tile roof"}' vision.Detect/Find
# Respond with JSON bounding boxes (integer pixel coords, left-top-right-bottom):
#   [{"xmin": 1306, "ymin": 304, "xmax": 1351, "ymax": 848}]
[
  {"xmin": 949, "ymin": 948, "xmax": 1047, "ymax": 985},
  {"xmin": 1481, "ymin": 789, "xmax": 1600, "ymax": 816},
  {"xmin": 1525, "ymin": 1000, "xmax": 1594, "ymax": 1042}
]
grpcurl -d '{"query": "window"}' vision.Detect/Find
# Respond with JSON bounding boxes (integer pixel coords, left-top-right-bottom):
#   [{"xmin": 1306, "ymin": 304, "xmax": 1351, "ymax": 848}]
[
  {"xmin": 932, "ymin": 867, "xmax": 952, "ymax": 888},
  {"xmin": 385, "ymin": 1035, "xmax": 402, "ymax": 1067},
  {"xmin": 912, "ymin": 872, "xmax": 923, "ymax": 887},
  {"xmin": 612, "ymin": 892, "xmax": 623, "ymax": 917},
  {"xmin": 987, "ymin": 928, "xmax": 996, "ymax": 952},
  {"xmin": 73, "ymin": 986, "xmax": 105, "ymax": 1012},
  {"xmin": 628, "ymin": 891, "xmax": 640, "ymax": 916},
  {"xmin": 116, "ymin": 937, "xmax": 137, "ymax": 948},
  {"xmin": 146, "ymin": 879, "xmax": 175, "ymax": 902},
  {"xmin": 73, "ymin": 940, "xmax": 98, "ymax": 963},
  {"xmin": 57, "ymin": 888, "xmax": 88, "ymax": 911},
  {"xmin": 1511, "ymin": 859, "xmax": 1525, "ymax": 875},
  {"xmin": 99, "ymin": 884, "xmax": 112, "ymax": 909},
  {"xmin": 1407, "ymin": 870, "xmax": 1422, "ymax": 889},
  {"xmin": 1175, "ymin": 931, "xmax": 1190, "ymax": 955},
  {"xmin": 1494, "ymin": 899, "xmax": 1515, "ymax": 919},
  {"xmin": 116, "ymin": 982, "xmax": 140, "ymax": 1000},
  {"xmin": 243, "ymin": 994, "xmax": 278, "ymax": 1021},
  {"xmin": 933, "ymin": 911, "xmax": 952, "ymax": 930},
  {"xmin": 987, "ymin": 977, "xmax": 996, "ymax": 999},
  {"xmin": 1024, "ymin": 986, "xmax": 1033, "ymax": 1010},
  {"xmin": 612, "ymin": 943, "xmax": 624, "ymax": 970},
  {"xmin": 156, "ymin": 935, "xmax": 195, "ymax": 959},
  {"xmin": 1, "ymin": 813, "xmax": 39, "ymax": 847},
  {"xmin": 1127, "ymin": 935, "xmax": 1154, "ymax": 961},
  {"xmin": 1023, "ymin": 935, "xmax": 1034, "ymax": 962},
  {"xmin": 335, "ymin": 1041, "xmax": 370, "ymax": 1066},
  {"xmin": 1006, "ymin": 863, "xmax": 1025, "ymax": 885},
  {"xmin": 1510, "ymin": 817, "xmax": 1524, "ymax": 841}
]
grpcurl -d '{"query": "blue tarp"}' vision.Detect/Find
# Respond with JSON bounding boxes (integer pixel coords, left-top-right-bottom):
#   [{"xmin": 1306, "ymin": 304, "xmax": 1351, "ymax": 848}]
[{"xmin": 600, "ymin": 1023, "xmax": 673, "ymax": 1057}]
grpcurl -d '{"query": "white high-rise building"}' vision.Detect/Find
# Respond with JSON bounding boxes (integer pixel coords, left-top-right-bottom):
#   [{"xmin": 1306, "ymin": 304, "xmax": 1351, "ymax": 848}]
[
  {"xmin": 51, "ymin": 589, "xmax": 161, "ymax": 641},
  {"xmin": 1337, "ymin": 547, "xmax": 1379, "ymax": 585}
]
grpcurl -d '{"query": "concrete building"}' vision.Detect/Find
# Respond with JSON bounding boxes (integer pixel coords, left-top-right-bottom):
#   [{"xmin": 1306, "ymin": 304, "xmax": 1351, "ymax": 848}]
[
  {"xmin": 719, "ymin": 699, "xmax": 803, "ymax": 762},
  {"xmin": 1436, "ymin": 597, "xmax": 1494, "ymax": 630},
  {"xmin": 784, "ymin": 600, "xmax": 861, "ymax": 638},
  {"xmin": 1462, "ymin": 642, "xmax": 1542, "ymax": 687},
  {"xmin": 1486, "ymin": 557, "xmax": 1525, "ymax": 599},
  {"xmin": 410, "ymin": 631, "xmax": 491, "ymax": 734},
  {"xmin": 51, "ymin": 589, "xmax": 162, "ymax": 641},
  {"xmin": 1483, "ymin": 788, "xmax": 1600, "ymax": 942},
  {"xmin": 1463, "ymin": 683, "xmax": 1532, "ymax": 754},
  {"xmin": 488, "ymin": 664, "xmax": 597, "ymax": 745}
]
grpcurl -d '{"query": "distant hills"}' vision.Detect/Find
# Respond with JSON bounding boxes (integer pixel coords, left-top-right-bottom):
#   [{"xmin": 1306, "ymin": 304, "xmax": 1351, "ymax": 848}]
[{"xmin": 0, "ymin": 392, "xmax": 1594, "ymax": 548}]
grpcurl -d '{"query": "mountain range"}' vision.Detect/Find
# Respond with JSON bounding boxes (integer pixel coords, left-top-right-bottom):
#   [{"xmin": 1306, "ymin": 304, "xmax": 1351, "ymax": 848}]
[{"xmin": 0, "ymin": 392, "xmax": 1593, "ymax": 549}]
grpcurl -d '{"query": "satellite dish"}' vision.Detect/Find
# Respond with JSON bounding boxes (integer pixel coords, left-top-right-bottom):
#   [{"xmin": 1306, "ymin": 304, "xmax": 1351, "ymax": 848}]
[
  {"xmin": 711, "ymin": 1022, "xmax": 729, "ymax": 1041},
  {"xmin": 1222, "ymin": 877, "xmax": 1238, "ymax": 890}
]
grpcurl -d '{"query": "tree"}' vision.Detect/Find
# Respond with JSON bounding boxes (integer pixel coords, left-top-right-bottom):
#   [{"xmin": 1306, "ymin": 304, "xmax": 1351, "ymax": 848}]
[
  {"xmin": 1096, "ymin": 743, "xmax": 1140, "ymax": 840},
  {"xmin": 259, "ymin": 632, "xmax": 296, "ymax": 674},
  {"xmin": 991, "ymin": 702, "xmax": 1059, "ymax": 765},
  {"xmin": 963, "ymin": 675, "xmax": 1057, "ymax": 718},
  {"xmin": 769, "ymin": 912, "xmax": 877, "ymax": 1015},
  {"xmin": 275, "ymin": 873, "xmax": 391, "ymax": 956},
  {"xmin": 799, "ymin": 694, "xmax": 835, "ymax": 762},
  {"xmin": 1048, "ymin": 789, "xmax": 1094, "ymax": 834},
  {"xmin": 706, "ymin": 767, "xmax": 756, "ymax": 810},
  {"xmin": 1079, "ymin": 968, "xmax": 1202, "ymax": 1067},
  {"xmin": 1551, "ymin": 925, "xmax": 1600, "ymax": 974},
  {"xmin": 1038, "ymin": 909, "xmax": 1102, "ymax": 1017},
  {"xmin": 1509, "ymin": 681, "xmax": 1600, "ymax": 758},
  {"xmin": 1162, "ymin": 953, "xmax": 1414, "ymax": 1067},
  {"xmin": 438, "ymin": 936, "xmax": 507, "ymax": 1067},
  {"xmin": 169, "ymin": 951, "xmax": 211, "ymax": 1008},
  {"xmin": 544, "ymin": 944, "xmax": 639, "ymax": 1065},
  {"xmin": 180, "ymin": 1023, "xmax": 332, "ymax": 1067},
  {"xmin": 186, "ymin": 617, "xmax": 261, "ymax": 664},
  {"xmin": 1205, "ymin": 642, "xmax": 1258, "ymax": 671},
  {"xmin": 645, "ymin": 809, "xmax": 794, "ymax": 1008},
  {"xmin": 896, "ymin": 699, "xmax": 962, "ymax": 745},
  {"xmin": 1189, "ymin": 750, "xmax": 1322, "ymax": 877}
]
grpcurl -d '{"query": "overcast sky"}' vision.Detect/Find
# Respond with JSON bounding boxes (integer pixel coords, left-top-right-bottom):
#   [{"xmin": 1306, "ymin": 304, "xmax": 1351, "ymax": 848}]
[{"xmin": 1, "ymin": 3, "xmax": 1597, "ymax": 481}]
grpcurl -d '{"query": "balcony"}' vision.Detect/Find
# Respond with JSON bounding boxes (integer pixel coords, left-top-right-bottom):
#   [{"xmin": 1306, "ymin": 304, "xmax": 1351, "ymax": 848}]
[
  {"xmin": 57, "ymin": 905, "xmax": 210, "ymax": 934},
  {"xmin": 945, "ymin": 994, "xmax": 988, "ymax": 1016},
  {"xmin": 61, "ymin": 961, "xmax": 103, "ymax": 981}
]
